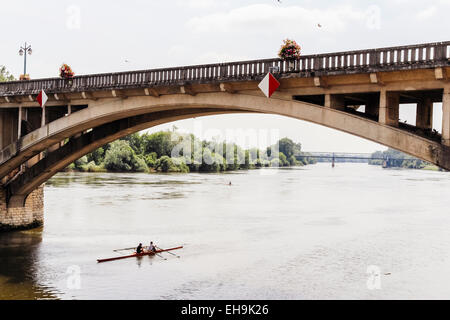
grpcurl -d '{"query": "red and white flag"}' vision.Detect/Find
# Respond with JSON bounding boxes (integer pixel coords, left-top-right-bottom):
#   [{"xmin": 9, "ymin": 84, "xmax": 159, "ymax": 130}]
[
  {"xmin": 258, "ymin": 72, "xmax": 280, "ymax": 98},
  {"xmin": 37, "ymin": 90, "xmax": 48, "ymax": 108}
]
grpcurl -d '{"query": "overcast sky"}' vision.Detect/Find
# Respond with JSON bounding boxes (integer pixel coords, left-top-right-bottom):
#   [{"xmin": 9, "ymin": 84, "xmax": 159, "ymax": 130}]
[{"xmin": 1, "ymin": 0, "xmax": 448, "ymax": 152}]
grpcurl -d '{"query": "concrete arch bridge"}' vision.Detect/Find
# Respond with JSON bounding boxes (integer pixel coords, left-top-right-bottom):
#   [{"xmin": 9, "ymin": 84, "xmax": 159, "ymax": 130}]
[{"xmin": 0, "ymin": 41, "xmax": 449, "ymax": 230}]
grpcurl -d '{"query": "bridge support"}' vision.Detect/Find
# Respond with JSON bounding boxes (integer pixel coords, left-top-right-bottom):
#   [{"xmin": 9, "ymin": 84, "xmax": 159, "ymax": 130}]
[
  {"xmin": 416, "ymin": 97, "xmax": 433, "ymax": 130},
  {"xmin": 0, "ymin": 185, "xmax": 44, "ymax": 231},
  {"xmin": 0, "ymin": 108, "xmax": 19, "ymax": 151},
  {"xmin": 325, "ymin": 94, "xmax": 345, "ymax": 110},
  {"xmin": 442, "ymin": 86, "xmax": 450, "ymax": 146},
  {"xmin": 379, "ymin": 90, "xmax": 399, "ymax": 127},
  {"xmin": 365, "ymin": 99, "xmax": 379, "ymax": 119}
]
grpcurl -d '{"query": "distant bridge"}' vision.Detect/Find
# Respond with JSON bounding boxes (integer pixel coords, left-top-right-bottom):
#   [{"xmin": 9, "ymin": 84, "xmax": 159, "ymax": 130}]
[
  {"xmin": 0, "ymin": 40, "xmax": 449, "ymax": 230},
  {"xmin": 297, "ymin": 152, "xmax": 411, "ymax": 161}
]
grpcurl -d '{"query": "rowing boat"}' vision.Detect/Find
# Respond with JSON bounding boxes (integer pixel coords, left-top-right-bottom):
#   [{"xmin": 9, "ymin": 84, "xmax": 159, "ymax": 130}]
[{"xmin": 97, "ymin": 246, "xmax": 183, "ymax": 263}]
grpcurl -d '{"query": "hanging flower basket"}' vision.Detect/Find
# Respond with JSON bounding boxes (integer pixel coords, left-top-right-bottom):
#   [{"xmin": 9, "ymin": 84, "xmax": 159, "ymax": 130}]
[
  {"xmin": 19, "ymin": 74, "xmax": 30, "ymax": 81},
  {"xmin": 278, "ymin": 39, "xmax": 301, "ymax": 60},
  {"xmin": 60, "ymin": 63, "xmax": 75, "ymax": 79}
]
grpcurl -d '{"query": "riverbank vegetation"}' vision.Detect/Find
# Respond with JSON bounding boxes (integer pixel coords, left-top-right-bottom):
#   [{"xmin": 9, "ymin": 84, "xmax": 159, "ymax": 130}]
[
  {"xmin": 67, "ymin": 130, "xmax": 316, "ymax": 173},
  {"xmin": 369, "ymin": 148, "xmax": 441, "ymax": 170}
]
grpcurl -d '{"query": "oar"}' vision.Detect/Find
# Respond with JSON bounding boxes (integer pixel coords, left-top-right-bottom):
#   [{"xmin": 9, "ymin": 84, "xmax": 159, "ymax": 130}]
[
  {"xmin": 157, "ymin": 246, "xmax": 180, "ymax": 258},
  {"xmin": 147, "ymin": 246, "xmax": 167, "ymax": 260},
  {"xmin": 155, "ymin": 252, "xmax": 167, "ymax": 260},
  {"xmin": 113, "ymin": 247, "xmax": 136, "ymax": 252}
]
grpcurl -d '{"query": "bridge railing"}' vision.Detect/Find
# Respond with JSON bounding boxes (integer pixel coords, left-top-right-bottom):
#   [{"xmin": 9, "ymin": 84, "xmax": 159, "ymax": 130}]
[{"xmin": 0, "ymin": 41, "xmax": 449, "ymax": 96}]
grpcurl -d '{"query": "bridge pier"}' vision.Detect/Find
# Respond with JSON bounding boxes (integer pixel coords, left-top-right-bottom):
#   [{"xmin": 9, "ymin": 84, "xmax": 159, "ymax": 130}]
[
  {"xmin": 442, "ymin": 86, "xmax": 450, "ymax": 146},
  {"xmin": 416, "ymin": 97, "xmax": 433, "ymax": 130},
  {"xmin": 379, "ymin": 90, "xmax": 399, "ymax": 127},
  {"xmin": 0, "ymin": 108, "xmax": 19, "ymax": 151},
  {"xmin": 325, "ymin": 94, "xmax": 346, "ymax": 110},
  {"xmin": 0, "ymin": 185, "xmax": 44, "ymax": 231},
  {"xmin": 365, "ymin": 99, "xmax": 379, "ymax": 120}
]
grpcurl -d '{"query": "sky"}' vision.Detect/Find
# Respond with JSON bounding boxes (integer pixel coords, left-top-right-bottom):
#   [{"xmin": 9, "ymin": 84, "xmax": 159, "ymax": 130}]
[{"xmin": 1, "ymin": 0, "xmax": 449, "ymax": 152}]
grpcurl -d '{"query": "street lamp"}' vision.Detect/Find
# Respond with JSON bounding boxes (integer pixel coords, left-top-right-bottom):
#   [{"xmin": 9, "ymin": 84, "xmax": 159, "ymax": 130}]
[{"xmin": 19, "ymin": 42, "xmax": 32, "ymax": 76}]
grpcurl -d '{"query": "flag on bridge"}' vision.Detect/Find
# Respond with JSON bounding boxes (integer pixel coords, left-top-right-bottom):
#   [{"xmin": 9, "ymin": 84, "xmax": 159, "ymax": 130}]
[
  {"xmin": 37, "ymin": 90, "xmax": 48, "ymax": 108},
  {"xmin": 258, "ymin": 72, "xmax": 280, "ymax": 98}
]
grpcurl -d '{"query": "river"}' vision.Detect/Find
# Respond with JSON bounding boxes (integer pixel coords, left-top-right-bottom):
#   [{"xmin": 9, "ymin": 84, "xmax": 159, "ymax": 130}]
[{"xmin": 2, "ymin": 163, "xmax": 450, "ymax": 299}]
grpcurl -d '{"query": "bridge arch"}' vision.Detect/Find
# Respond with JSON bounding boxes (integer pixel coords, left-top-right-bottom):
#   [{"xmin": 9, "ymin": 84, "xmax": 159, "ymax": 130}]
[{"xmin": 2, "ymin": 92, "xmax": 450, "ymax": 207}]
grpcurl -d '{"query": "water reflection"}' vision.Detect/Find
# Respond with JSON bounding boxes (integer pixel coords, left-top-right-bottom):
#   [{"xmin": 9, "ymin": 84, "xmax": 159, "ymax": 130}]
[{"xmin": 0, "ymin": 229, "xmax": 57, "ymax": 299}]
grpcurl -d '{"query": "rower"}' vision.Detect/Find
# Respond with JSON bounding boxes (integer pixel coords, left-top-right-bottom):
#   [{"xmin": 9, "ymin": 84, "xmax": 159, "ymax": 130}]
[
  {"xmin": 148, "ymin": 241, "xmax": 156, "ymax": 253},
  {"xmin": 136, "ymin": 243, "xmax": 143, "ymax": 254}
]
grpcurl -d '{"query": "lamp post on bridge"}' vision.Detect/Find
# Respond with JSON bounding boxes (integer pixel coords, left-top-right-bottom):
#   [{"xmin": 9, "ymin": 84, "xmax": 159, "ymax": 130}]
[{"xmin": 18, "ymin": 42, "xmax": 32, "ymax": 80}]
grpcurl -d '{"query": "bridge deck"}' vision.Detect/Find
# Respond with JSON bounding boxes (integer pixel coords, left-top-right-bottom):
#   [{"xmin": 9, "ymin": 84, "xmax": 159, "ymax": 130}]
[{"xmin": 0, "ymin": 41, "xmax": 449, "ymax": 97}]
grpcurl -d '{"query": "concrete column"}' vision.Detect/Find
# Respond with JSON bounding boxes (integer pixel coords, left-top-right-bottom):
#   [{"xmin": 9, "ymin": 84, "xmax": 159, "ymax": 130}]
[
  {"xmin": 379, "ymin": 89, "xmax": 399, "ymax": 127},
  {"xmin": 17, "ymin": 106, "xmax": 22, "ymax": 138},
  {"xmin": 442, "ymin": 86, "xmax": 450, "ymax": 146},
  {"xmin": 41, "ymin": 106, "xmax": 46, "ymax": 127},
  {"xmin": 67, "ymin": 104, "xmax": 72, "ymax": 115},
  {"xmin": 416, "ymin": 97, "xmax": 433, "ymax": 130},
  {"xmin": 325, "ymin": 94, "xmax": 345, "ymax": 110},
  {"xmin": 0, "ymin": 110, "xmax": 3, "ymax": 150},
  {"xmin": 1, "ymin": 108, "xmax": 19, "ymax": 148},
  {"xmin": 365, "ymin": 99, "xmax": 379, "ymax": 119}
]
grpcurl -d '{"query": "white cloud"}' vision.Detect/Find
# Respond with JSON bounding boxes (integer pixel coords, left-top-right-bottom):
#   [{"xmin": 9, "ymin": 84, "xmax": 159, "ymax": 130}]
[
  {"xmin": 187, "ymin": 4, "xmax": 370, "ymax": 35},
  {"xmin": 416, "ymin": 6, "xmax": 437, "ymax": 20}
]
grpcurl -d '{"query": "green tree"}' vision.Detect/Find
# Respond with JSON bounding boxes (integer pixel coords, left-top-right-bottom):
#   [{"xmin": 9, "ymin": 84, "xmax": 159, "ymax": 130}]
[
  {"xmin": 155, "ymin": 156, "xmax": 189, "ymax": 172},
  {"xmin": 288, "ymin": 155, "xmax": 300, "ymax": 166},
  {"xmin": 120, "ymin": 133, "xmax": 144, "ymax": 154},
  {"xmin": 87, "ymin": 147, "xmax": 105, "ymax": 165},
  {"xmin": 241, "ymin": 150, "xmax": 251, "ymax": 169},
  {"xmin": 142, "ymin": 131, "xmax": 175, "ymax": 158},
  {"xmin": 277, "ymin": 137, "xmax": 302, "ymax": 158},
  {"xmin": 278, "ymin": 152, "xmax": 289, "ymax": 166},
  {"xmin": 104, "ymin": 140, "xmax": 148, "ymax": 172},
  {"xmin": 74, "ymin": 155, "xmax": 88, "ymax": 170},
  {"xmin": 144, "ymin": 152, "xmax": 158, "ymax": 168},
  {"xmin": 0, "ymin": 66, "xmax": 15, "ymax": 82}
]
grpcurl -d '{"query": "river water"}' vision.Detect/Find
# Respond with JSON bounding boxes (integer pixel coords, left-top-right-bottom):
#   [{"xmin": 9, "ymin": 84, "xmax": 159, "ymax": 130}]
[{"xmin": 2, "ymin": 163, "xmax": 450, "ymax": 299}]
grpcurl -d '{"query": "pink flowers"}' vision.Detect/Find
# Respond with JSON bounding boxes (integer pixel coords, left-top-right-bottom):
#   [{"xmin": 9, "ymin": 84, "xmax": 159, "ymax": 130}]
[{"xmin": 278, "ymin": 39, "xmax": 301, "ymax": 60}]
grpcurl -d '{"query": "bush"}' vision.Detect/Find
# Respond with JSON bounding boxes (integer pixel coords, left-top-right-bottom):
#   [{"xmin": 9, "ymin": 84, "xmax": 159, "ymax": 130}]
[
  {"xmin": 87, "ymin": 147, "xmax": 105, "ymax": 165},
  {"xmin": 144, "ymin": 152, "xmax": 158, "ymax": 168},
  {"xmin": 278, "ymin": 152, "xmax": 289, "ymax": 166},
  {"xmin": 288, "ymin": 155, "xmax": 300, "ymax": 166},
  {"xmin": 104, "ymin": 140, "xmax": 148, "ymax": 172},
  {"xmin": 172, "ymin": 157, "xmax": 190, "ymax": 173},
  {"xmin": 155, "ymin": 156, "xmax": 189, "ymax": 172},
  {"xmin": 270, "ymin": 158, "xmax": 281, "ymax": 167},
  {"xmin": 74, "ymin": 156, "xmax": 88, "ymax": 170},
  {"xmin": 199, "ymin": 149, "xmax": 224, "ymax": 172},
  {"xmin": 84, "ymin": 161, "xmax": 106, "ymax": 172},
  {"xmin": 133, "ymin": 156, "xmax": 149, "ymax": 172}
]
